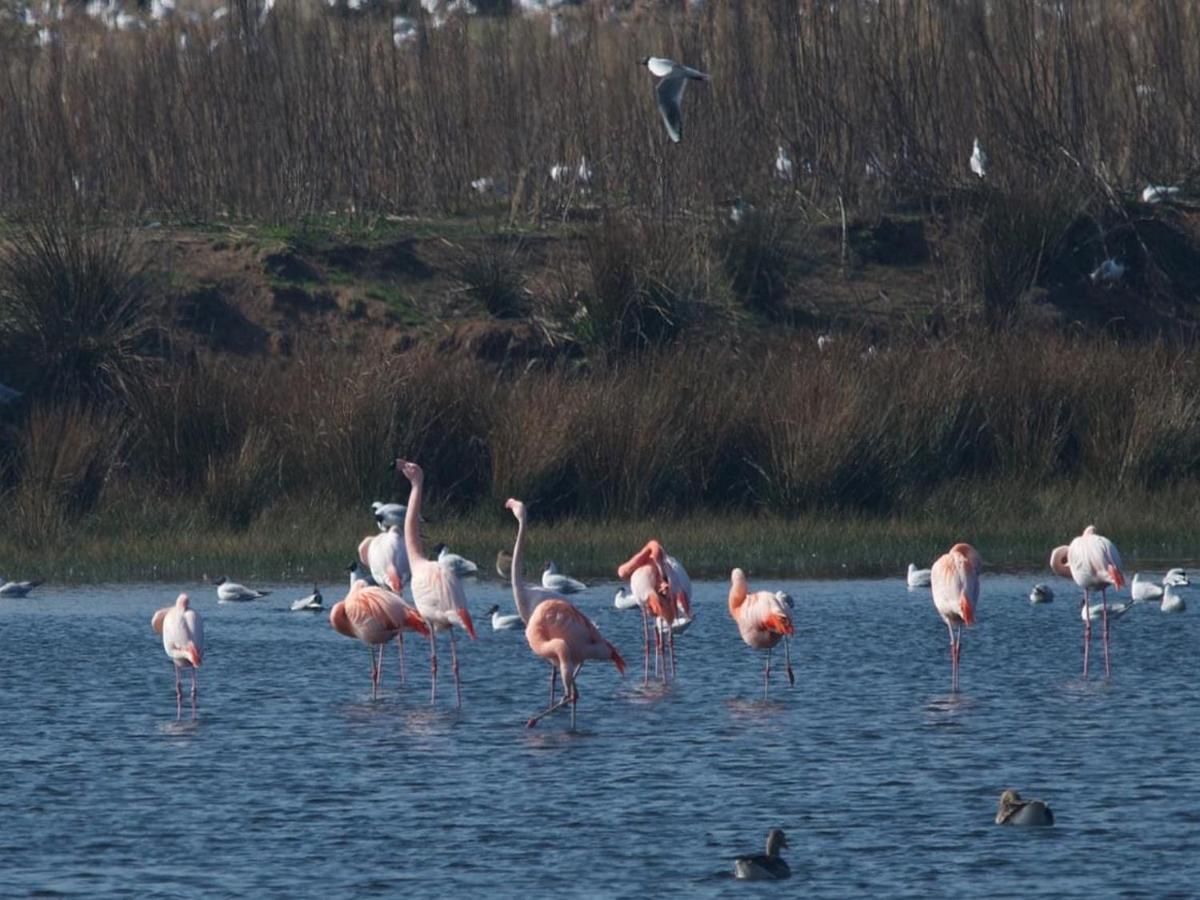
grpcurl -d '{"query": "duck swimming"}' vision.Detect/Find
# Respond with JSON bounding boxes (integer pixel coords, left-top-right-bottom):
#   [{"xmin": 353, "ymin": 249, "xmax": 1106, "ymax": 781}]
[
  {"xmin": 733, "ymin": 828, "xmax": 790, "ymax": 880},
  {"xmin": 995, "ymin": 789, "xmax": 1054, "ymax": 826}
]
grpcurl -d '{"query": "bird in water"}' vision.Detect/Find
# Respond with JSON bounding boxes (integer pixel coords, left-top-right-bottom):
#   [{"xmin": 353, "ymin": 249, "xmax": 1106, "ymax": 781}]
[
  {"xmin": 541, "ymin": 560, "xmax": 586, "ymax": 594},
  {"xmin": 291, "ymin": 585, "xmax": 323, "ymax": 611},
  {"xmin": 907, "ymin": 563, "xmax": 931, "ymax": 588},
  {"xmin": 615, "ymin": 588, "xmax": 694, "ymax": 635},
  {"xmin": 1160, "ymin": 581, "xmax": 1188, "ymax": 614},
  {"xmin": 728, "ymin": 568, "xmax": 795, "ymax": 697},
  {"xmin": 151, "ymin": 593, "xmax": 205, "ymax": 720},
  {"xmin": 365, "ymin": 525, "xmax": 410, "ymax": 594},
  {"xmin": 1029, "ymin": 583, "xmax": 1054, "ymax": 604},
  {"xmin": 435, "ymin": 543, "xmax": 479, "ymax": 578},
  {"xmin": 995, "ymin": 789, "xmax": 1054, "ymax": 826},
  {"xmin": 617, "ymin": 540, "xmax": 680, "ymax": 685},
  {"xmin": 0, "ymin": 577, "xmax": 43, "ymax": 597},
  {"xmin": 1050, "ymin": 525, "xmax": 1124, "ymax": 678},
  {"xmin": 639, "ymin": 56, "xmax": 710, "ymax": 143},
  {"xmin": 394, "ymin": 458, "xmax": 477, "ymax": 707},
  {"xmin": 930, "ymin": 543, "xmax": 980, "ymax": 692},
  {"xmin": 346, "ymin": 559, "xmax": 377, "ymax": 590},
  {"xmin": 733, "ymin": 828, "xmax": 791, "ymax": 880},
  {"xmin": 371, "ymin": 501, "xmax": 406, "ymax": 531},
  {"xmin": 485, "ymin": 603, "xmax": 522, "ymax": 631},
  {"xmin": 329, "ymin": 580, "xmax": 429, "ymax": 698},
  {"xmin": 213, "ymin": 577, "xmax": 270, "ymax": 603},
  {"xmin": 1131, "ymin": 569, "xmax": 1188, "ymax": 604},
  {"xmin": 506, "ymin": 498, "xmax": 625, "ymax": 729}
]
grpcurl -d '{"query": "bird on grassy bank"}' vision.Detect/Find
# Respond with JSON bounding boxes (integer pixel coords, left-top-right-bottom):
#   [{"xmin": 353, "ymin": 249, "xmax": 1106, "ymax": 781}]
[
  {"xmin": 1050, "ymin": 525, "xmax": 1124, "ymax": 678},
  {"xmin": 1029, "ymin": 583, "xmax": 1054, "ymax": 604},
  {"xmin": 618, "ymin": 540, "xmax": 679, "ymax": 685},
  {"xmin": 1142, "ymin": 184, "xmax": 1179, "ymax": 203},
  {"xmin": 640, "ymin": 56, "xmax": 710, "ymax": 143},
  {"xmin": 486, "ymin": 603, "xmax": 522, "ymax": 631},
  {"xmin": 969, "ymin": 138, "xmax": 988, "ymax": 178},
  {"xmin": 1090, "ymin": 258, "xmax": 1126, "ymax": 283},
  {"xmin": 214, "ymin": 577, "xmax": 270, "ymax": 603},
  {"xmin": 733, "ymin": 829, "xmax": 791, "ymax": 880},
  {"xmin": 775, "ymin": 145, "xmax": 795, "ymax": 181},
  {"xmin": 0, "ymin": 578, "xmax": 43, "ymax": 598},
  {"xmin": 506, "ymin": 498, "xmax": 625, "ymax": 729},
  {"xmin": 930, "ymin": 543, "xmax": 980, "ymax": 692},
  {"xmin": 151, "ymin": 593, "xmax": 204, "ymax": 720},
  {"xmin": 728, "ymin": 568, "xmax": 795, "ymax": 697},
  {"xmin": 541, "ymin": 561, "xmax": 586, "ymax": 594},
  {"xmin": 436, "ymin": 544, "xmax": 479, "ymax": 578},
  {"xmin": 1131, "ymin": 569, "xmax": 1189, "ymax": 604},
  {"xmin": 907, "ymin": 563, "xmax": 932, "ymax": 588},
  {"xmin": 291, "ymin": 585, "xmax": 323, "ymax": 612},
  {"xmin": 329, "ymin": 580, "xmax": 429, "ymax": 699},
  {"xmin": 995, "ymin": 790, "xmax": 1054, "ymax": 826},
  {"xmin": 395, "ymin": 458, "xmax": 477, "ymax": 708}
]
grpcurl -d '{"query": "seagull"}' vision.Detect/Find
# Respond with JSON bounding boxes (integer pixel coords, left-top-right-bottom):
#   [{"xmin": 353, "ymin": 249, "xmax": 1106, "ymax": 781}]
[
  {"xmin": 371, "ymin": 501, "xmax": 405, "ymax": 531},
  {"xmin": 485, "ymin": 603, "xmax": 523, "ymax": 631},
  {"xmin": 639, "ymin": 56, "xmax": 710, "ymax": 143},
  {"xmin": 969, "ymin": 138, "xmax": 988, "ymax": 178},
  {"xmin": 1142, "ymin": 184, "xmax": 1180, "ymax": 203},
  {"xmin": 576, "ymin": 157, "xmax": 593, "ymax": 184},
  {"xmin": 542, "ymin": 561, "xmax": 586, "ymax": 594},
  {"xmin": 291, "ymin": 585, "xmax": 323, "ymax": 612},
  {"xmin": 1082, "ymin": 596, "xmax": 1139, "ymax": 622},
  {"xmin": 774, "ymin": 590, "xmax": 795, "ymax": 609},
  {"xmin": 1161, "ymin": 581, "xmax": 1188, "ymax": 614},
  {"xmin": 1029, "ymin": 583, "xmax": 1054, "ymax": 604},
  {"xmin": 434, "ymin": 543, "xmax": 479, "ymax": 578},
  {"xmin": 1131, "ymin": 569, "xmax": 1188, "ymax": 604},
  {"xmin": 392, "ymin": 15, "xmax": 417, "ymax": 46},
  {"xmin": 775, "ymin": 145, "xmax": 794, "ymax": 181},
  {"xmin": 346, "ymin": 559, "xmax": 378, "ymax": 590},
  {"xmin": 0, "ymin": 578, "xmax": 43, "ymax": 598},
  {"xmin": 1090, "ymin": 259, "xmax": 1126, "ymax": 283},
  {"xmin": 907, "ymin": 563, "xmax": 932, "ymax": 588},
  {"xmin": 550, "ymin": 162, "xmax": 571, "ymax": 183},
  {"xmin": 817, "ymin": 334, "xmax": 832, "ymax": 351},
  {"xmin": 733, "ymin": 828, "xmax": 791, "ymax": 880},
  {"xmin": 614, "ymin": 587, "xmax": 640, "ymax": 610},
  {"xmin": 213, "ymin": 577, "xmax": 271, "ymax": 603}
]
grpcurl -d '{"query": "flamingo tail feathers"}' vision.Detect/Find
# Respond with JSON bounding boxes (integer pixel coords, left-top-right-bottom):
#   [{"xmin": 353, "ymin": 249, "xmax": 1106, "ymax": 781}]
[
  {"xmin": 457, "ymin": 607, "xmax": 477, "ymax": 640},
  {"xmin": 1107, "ymin": 565, "xmax": 1125, "ymax": 589},
  {"xmin": 405, "ymin": 607, "xmax": 431, "ymax": 637},
  {"xmin": 186, "ymin": 642, "xmax": 202, "ymax": 667},
  {"xmin": 959, "ymin": 593, "xmax": 976, "ymax": 626},
  {"xmin": 762, "ymin": 613, "xmax": 794, "ymax": 636},
  {"xmin": 386, "ymin": 563, "xmax": 403, "ymax": 594},
  {"xmin": 608, "ymin": 641, "xmax": 626, "ymax": 675}
]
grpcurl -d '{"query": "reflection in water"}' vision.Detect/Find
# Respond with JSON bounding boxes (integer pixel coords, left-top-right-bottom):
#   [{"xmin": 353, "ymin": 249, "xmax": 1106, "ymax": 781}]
[{"xmin": 923, "ymin": 692, "xmax": 981, "ymax": 724}]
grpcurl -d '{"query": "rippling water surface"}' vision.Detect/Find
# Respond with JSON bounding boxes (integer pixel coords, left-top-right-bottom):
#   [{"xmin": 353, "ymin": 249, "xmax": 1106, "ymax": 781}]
[{"xmin": 2, "ymin": 573, "xmax": 1199, "ymax": 897}]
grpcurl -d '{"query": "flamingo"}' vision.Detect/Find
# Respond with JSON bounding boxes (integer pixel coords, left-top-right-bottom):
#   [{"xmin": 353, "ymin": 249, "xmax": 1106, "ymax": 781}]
[
  {"xmin": 617, "ymin": 540, "xmax": 678, "ymax": 685},
  {"xmin": 929, "ymin": 543, "xmax": 980, "ymax": 692},
  {"xmin": 329, "ymin": 580, "xmax": 429, "ymax": 699},
  {"xmin": 394, "ymin": 458, "xmax": 477, "ymax": 707},
  {"xmin": 1050, "ymin": 525, "xmax": 1124, "ymax": 677},
  {"xmin": 614, "ymin": 589, "xmax": 693, "ymax": 634},
  {"xmin": 505, "ymin": 499, "xmax": 624, "ymax": 729},
  {"xmin": 366, "ymin": 526, "xmax": 409, "ymax": 593},
  {"xmin": 151, "ymin": 593, "xmax": 204, "ymax": 719},
  {"xmin": 728, "ymin": 568, "xmax": 795, "ymax": 697}
]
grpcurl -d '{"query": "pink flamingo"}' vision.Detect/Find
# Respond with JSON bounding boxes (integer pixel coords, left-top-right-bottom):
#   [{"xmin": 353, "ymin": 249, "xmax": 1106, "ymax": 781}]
[
  {"xmin": 506, "ymin": 499, "xmax": 625, "ymax": 728},
  {"xmin": 330, "ymin": 580, "xmax": 429, "ymax": 698},
  {"xmin": 930, "ymin": 543, "xmax": 981, "ymax": 691},
  {"xmin": 394, "ymin": 458, "xmax": 477, "ymax": 707},
  {"xmin": 617, "ymin": 540, "xmax": 678, "ymax": 685},
  {"xmin": 1050, "ymin": 525, "xmax": 1124, "ymax": 677},
  {"xmin": 151, "ymin": 593, "xmax": 205, "ymax": 720},
  {"xmin": 363, "ymin": 524, "xmax": 414, "ymax": 678},
  {"xmin": 727, "ymin": 569, "xmax": 795, "ymax": 697}
]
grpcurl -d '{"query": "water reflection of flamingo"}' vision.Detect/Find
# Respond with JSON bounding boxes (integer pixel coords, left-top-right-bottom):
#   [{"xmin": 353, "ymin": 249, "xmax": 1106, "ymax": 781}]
[
  {"xmin": 930, "ymin": 543, "xmax": 980, "ymax": 691},
  {"xmin": 151, "ymin": 593, "xmax": 204, "ymax": 720},
  {"xmin": 330, "ymin": 581, "xmax": 429, "ymax": 698},
  {"xmin": 617, "ymin": 540, "xmax": 677, "ymax": 685},
  {"xmin": 728, "ymin": 568, "xmax": 795, "ymax": 697},
  {"xmin": 1050, "ymin": 526, "xmax": 1124, "ymax": 677},
  {"xmin": 395, "ymin": 458, "xmax": 477, "ymax": 707},
  {"xmin": 506, "ymin": 499, "xmax": 624, "ymax": 729}
]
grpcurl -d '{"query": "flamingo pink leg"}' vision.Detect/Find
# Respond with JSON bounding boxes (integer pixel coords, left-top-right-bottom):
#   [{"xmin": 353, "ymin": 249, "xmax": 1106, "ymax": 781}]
[
  {"xmin": 763, "ymin": 644, "xmax": 773, "ymax": 698},
  {"xmin": 428, "ymin": 630, "xmax": 439, "ymax": 704},
  {"xmin": 947, "ymin": 621, "xmax": 959, "ymax": 692},
  {"xmin": 449, "ymin": 627, "xmax": 462, "ymax": 709},
  {"xmin": 1081, "ymin": 591, "xmax": 1091, "ymax": 678},
  {"xmin": 174, "ymin": 667, "xmax": 183, "ymax": 719},
  {"xmin": 548, "ymin": 665, "xmax": 557, "ymax": 706},
  {"xmin": 527, "ymin": 668, "xmax": 572, "ymax": 728},
  {"xmin": 669, "ymin": 628, "xmax": 677, "ymax": 679},
  {"xmin": 190, "ymin": 670, "xmax": 199, "ymax": 720},
  {"xmin": 640, "ymin": 606, "xmax": 650, "ymax": 686},
  {"xmin": 784, "ymin": 637, "xmax": 795, "ymax": 686},
  {"xmin": 1101, "ymin": 588, "xmax": 1111, "ymax": 677},
  {"xmin": 396, "ymin": 632, "xmax": 407, "ymax": 686}
]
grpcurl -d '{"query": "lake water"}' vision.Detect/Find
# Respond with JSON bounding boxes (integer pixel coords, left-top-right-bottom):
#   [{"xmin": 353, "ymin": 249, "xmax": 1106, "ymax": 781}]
[{"xmin": 2, "ymin": 573, "xmax": 1198, "ymax": 897}]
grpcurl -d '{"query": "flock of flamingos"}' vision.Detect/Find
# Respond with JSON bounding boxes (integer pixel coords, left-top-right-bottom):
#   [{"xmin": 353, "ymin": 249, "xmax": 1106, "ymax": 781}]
[{"xmin": 152, "ymin": 459, "xmax": 1136, "ymax": 728}]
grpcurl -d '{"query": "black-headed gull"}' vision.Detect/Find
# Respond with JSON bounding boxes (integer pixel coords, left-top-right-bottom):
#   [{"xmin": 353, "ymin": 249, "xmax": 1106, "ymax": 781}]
[
  {"xmin": 906, "ymin": 563, "xmax": 931, "ymax": 588},
  {"xmin": 775, "ymin": 145, "xmax": 794, "ymax": 181},
  {"xmin": 640, "ymin": 56, "xmax": 710, "ymax": 143},
  {"xmin": 969, "ymin": 138, "xmax": 988, "ymax": 178},
  {"xmin": 291, "ymin": 585, "xmax": 323, "ymax": 611},
  {"xmin": 371, "ymin": 501, "xmax": 406, "ymax": 531},
  {"xmin": 435, "ymin": 543, "xmax": 479, "ymax": 577},
  {"xmin": 0, "ymin": 578, "xmax": 43, "ymax": 597},
  {"xmin": 1131, "ymin": 569, "xmax": 1188, "ymax": 604},
  {"xmin": 541, "ymin": 561, "xmax": 586, "ymax": 594},
  {"xmin": 213, "ymin": 577, "xmax": 270, "ymax": 603},
  {"xmin": 1029, "ymin": 583, "xmax": 1054, "ymax": 604},
  {"xmin": 485, "ymin": 603, "xmax": 523, "ymax": 631}
]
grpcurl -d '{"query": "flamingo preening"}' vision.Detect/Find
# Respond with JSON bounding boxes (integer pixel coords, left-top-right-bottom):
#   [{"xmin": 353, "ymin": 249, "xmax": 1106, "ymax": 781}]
[
  {"xmin": 151, "ymin": 593, "xmax": 205, "ymax": 720},
  {"xmin": 1050, "ymin": 525, "xmax": 1124, "ymax": 677},
  {"xmin": 506, "ymin": 499, "xmax": 624, "ymax": 729},
  {"xmin": 727, "ymin": 569, "xmax": 795, "ymax": 697},
  {"xmin": 329, "ymin": 580, "xmax": 429, "ymax": 698},
  {"xmin": 930, "ymin": 543, "xmax": 980, "ymax": 691},
  {"xmin": 617, "ymin": 540, "xmax": 678, "ymax": 685}
]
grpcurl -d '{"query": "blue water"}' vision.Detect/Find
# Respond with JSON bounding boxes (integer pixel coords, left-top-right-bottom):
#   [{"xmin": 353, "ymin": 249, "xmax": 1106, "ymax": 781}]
[{"xmin": 2, "ymin": 573, "xmax": 1198, "ymax": 898}]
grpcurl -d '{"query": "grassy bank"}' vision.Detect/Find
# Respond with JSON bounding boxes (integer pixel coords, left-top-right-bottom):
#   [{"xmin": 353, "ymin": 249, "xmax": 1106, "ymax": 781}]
[{"xmin": 4, "ymin": 481, "xmax": 1199, "ymax": 585}]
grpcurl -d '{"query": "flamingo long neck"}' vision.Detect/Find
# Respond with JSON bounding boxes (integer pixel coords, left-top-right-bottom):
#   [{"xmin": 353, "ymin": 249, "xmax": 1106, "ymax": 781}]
[
  {"xmin": 728, "ymin": 581, "xmax": 748, "ymax": 618},
  {"xmin": 403, "ymin": 478, "xmax": 425, "ymax": 563},
  {"xmin": 510, "ymin": 514, "xmax": 535, "ymax": 623}
]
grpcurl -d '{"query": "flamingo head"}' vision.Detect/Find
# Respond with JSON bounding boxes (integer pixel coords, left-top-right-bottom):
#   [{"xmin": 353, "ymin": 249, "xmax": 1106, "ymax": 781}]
[
  {"xmin": 1049, "ymin": 546, "xmax": 1071, "ymax": 577},
  {"xmin": 730, "ymin": 567, "xmax": 747, "ymax": 587},
  {"xmin": 949, "ymin": 543, "xmax": 980, "ymax": 572},
  {"xmin": 394, "ymin": 458, "xmax": 423, "ymax": 485},
  {"xmin": 350, "ymin": 579, "xmax": 368, "ymax": 593},
  {"xmin": 505, "ymin": 498, "xmax": 527, "ymax": 520},
  {"xmin": 176, "ymin": 593, "xmax": 190, "ymax": 609},
  {"xmin": 1082, "ymin": 524, "xmax": 1097, "ymax": 536}
]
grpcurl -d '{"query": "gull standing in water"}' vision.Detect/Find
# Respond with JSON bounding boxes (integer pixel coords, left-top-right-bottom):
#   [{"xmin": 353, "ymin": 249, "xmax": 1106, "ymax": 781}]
[
  {"xmin": 151, "ymin": 593, "xmax": 204, "ymax": 720},
  {"xmin": 640, "ymin": 56, "xmax": 710, "ymax": 143},
  {"xmin": 1050, "ymin": 525, "xmax": 1124, "ymax": 677}
]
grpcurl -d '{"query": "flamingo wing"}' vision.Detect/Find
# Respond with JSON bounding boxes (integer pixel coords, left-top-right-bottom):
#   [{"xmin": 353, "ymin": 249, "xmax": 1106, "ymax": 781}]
[
  {"xmin": 530, "ymin": 600, "xmax": 624, "ymax": 670},
  {"xmin": 151, "ymin": 607, "xmax": 168, "ymax": 635},
  {"xmin": 930, "ymin": 552, "xmax": 969, "ymax": 625},
  {"xmin": 411, "ymin": 560, "xmax": 476, "ymax": 638}
]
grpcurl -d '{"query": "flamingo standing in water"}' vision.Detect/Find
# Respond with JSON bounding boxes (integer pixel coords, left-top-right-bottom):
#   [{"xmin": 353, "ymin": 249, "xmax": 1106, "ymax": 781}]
[
  {"xmin": 1050, "ymin": 525, "xmax": 1124, "ymax": 677},
  {"xmin": 617, "ymin": 540, "xmax": 678, "ymax": 685},
  {"xmin": 506, "ymin": 499, "xmax": 624, "ymax": 728},
  {"xmin": 728, "ymin": 569, "xmax": 795, "ymax": 697},
  {"xmin": 394, "ymin": 458, "xmax": 477, "ymax": 707},
  {"xmin": 151, "ymin": 593, "xmax": 205, "ymax": 719},
  {"xmin": 329, "ymin": 580, "xmax": 429, "ymax": 698},
  {"xmin": 930, "ymin": 543, "xmax": 980, "ymax": 691},
  {"xmin": 365, "ymin": 524, "xmax": 414, "ymax": 677}
]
